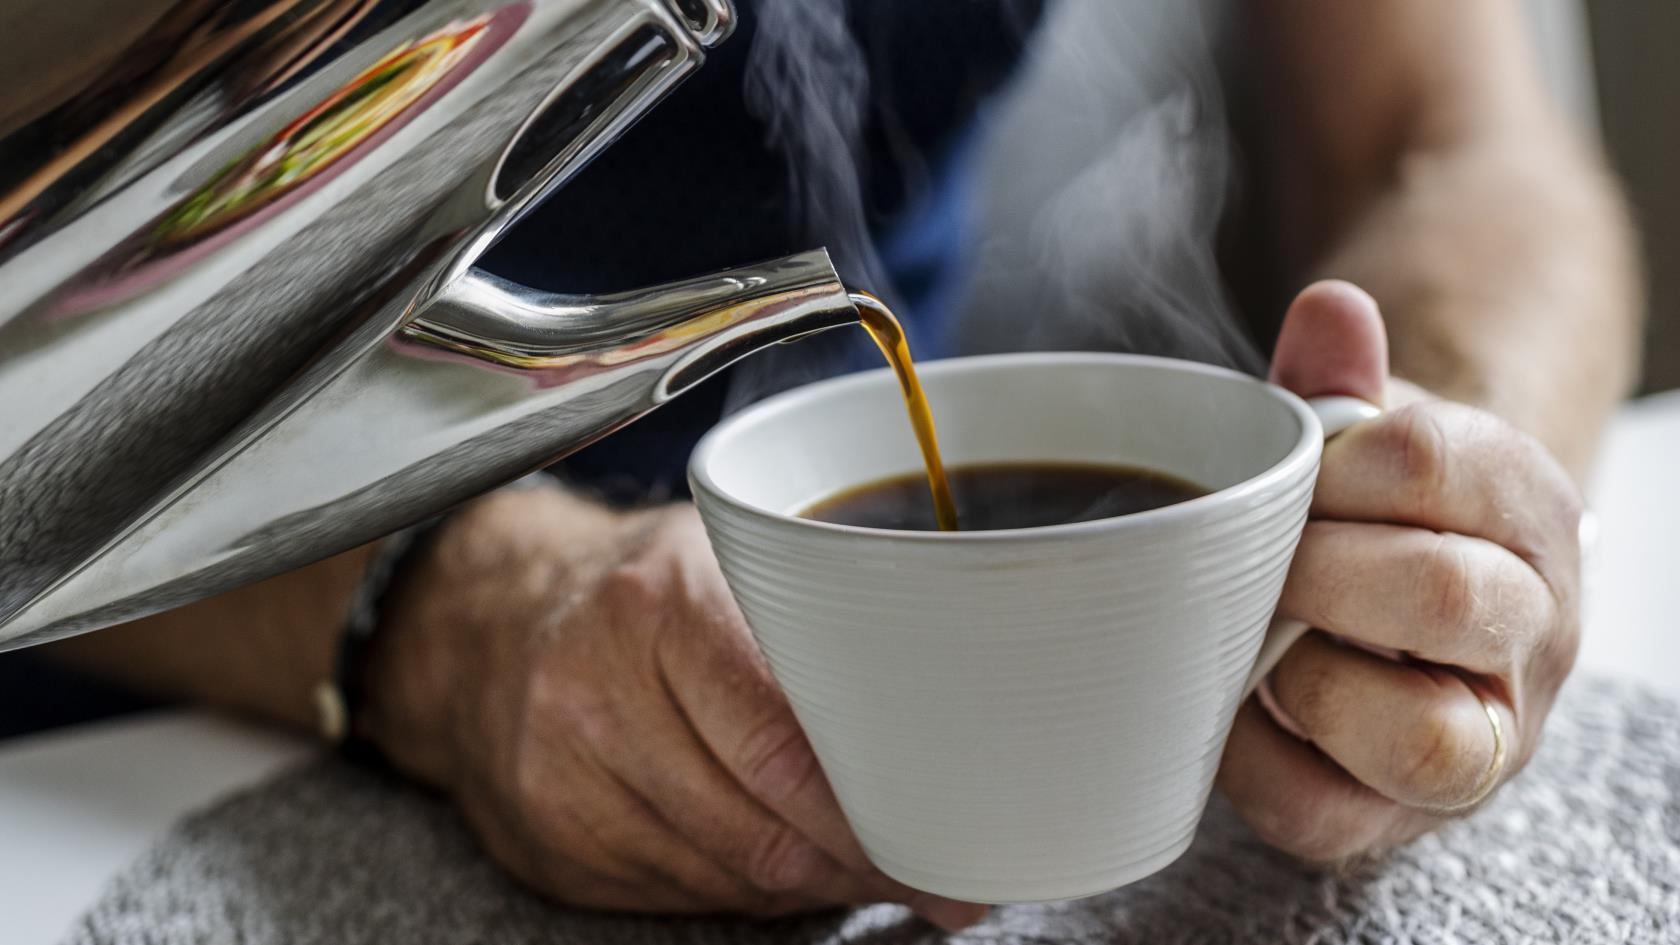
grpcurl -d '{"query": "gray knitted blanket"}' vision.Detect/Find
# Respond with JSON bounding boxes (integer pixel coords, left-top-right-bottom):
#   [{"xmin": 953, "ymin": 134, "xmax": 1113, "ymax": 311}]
[{"xmin": 65, "ymin": 675, "xmax": 1680, "ymax": 944}]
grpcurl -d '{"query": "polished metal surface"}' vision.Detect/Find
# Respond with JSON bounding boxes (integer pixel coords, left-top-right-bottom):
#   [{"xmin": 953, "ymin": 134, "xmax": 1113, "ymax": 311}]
[{"xmin": 0, "ymin": 0, "xmax": 857, "ymax": 647}]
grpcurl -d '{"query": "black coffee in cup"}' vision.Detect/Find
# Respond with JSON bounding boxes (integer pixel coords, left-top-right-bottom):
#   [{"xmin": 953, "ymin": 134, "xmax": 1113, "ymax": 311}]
[{"xmin": 801, "ymin": 462, "xmax": 1207, "ymax": 532}]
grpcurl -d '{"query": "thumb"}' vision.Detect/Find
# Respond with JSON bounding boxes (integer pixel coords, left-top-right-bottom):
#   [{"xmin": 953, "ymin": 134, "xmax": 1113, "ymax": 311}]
[{"xmin": 1269, "ymin": 280, "xmax": 1389, "ymax": 406}]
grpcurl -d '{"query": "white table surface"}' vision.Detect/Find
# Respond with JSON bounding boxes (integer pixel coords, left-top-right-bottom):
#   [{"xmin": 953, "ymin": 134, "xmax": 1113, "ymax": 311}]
[
  {"xmin": 3, "ymin": 392, "xmax": 1678, "ymax": 945},
  {"xmin": 0, "ymin": 714, "xmax": 312, "ymax": 944},
  {"xmin": 1577, "ymin": 390, "xmax": 1680, "ymax": 693}
]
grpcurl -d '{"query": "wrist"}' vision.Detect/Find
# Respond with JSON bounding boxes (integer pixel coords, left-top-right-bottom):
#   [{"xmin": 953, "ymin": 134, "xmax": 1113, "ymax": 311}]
[
  {"xmin": 347, "ymin": 523, "xmax": 460, "ymax": 785},
  {"xmin": 354, "ymin": 482, "xmax": 626, "ymax": 790}
]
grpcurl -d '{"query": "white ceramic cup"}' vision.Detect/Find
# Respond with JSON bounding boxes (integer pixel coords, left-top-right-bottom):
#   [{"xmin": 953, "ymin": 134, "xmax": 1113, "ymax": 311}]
[{"xmin": 688, "ymin": 352, "xmax": 1378, "ymax": 903}]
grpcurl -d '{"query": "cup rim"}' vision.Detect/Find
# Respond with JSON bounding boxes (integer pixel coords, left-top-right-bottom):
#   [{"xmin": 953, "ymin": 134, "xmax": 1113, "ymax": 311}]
[{"xmin": 687, "ymin": 351, "xmax": 1322, "ymax": 542}]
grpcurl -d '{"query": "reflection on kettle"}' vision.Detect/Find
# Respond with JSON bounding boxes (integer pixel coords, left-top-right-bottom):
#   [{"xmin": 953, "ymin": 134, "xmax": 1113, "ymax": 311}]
[
  {"xmin": 0, "ymin": 0, "xmax": 860, "ymax": 648},
  {"xmin": 46, "ymin": 10, "xmax": 510, "ymax": 317}
]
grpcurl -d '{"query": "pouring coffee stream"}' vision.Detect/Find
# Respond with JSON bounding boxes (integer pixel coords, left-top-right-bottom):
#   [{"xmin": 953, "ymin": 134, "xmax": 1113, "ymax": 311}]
[{"xmin": 849, "ymin": 292, "xmax": 960, "ymax": 532}]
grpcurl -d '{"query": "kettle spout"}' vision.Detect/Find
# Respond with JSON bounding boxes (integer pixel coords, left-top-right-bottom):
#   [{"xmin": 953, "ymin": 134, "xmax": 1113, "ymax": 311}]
[
  {"xmin": 404, "ymin": 249, "xmax": 858, "ymax": 402},
  {"xmin": 1, "ymin": 251, "xmax": 856, "ymax": 645}
]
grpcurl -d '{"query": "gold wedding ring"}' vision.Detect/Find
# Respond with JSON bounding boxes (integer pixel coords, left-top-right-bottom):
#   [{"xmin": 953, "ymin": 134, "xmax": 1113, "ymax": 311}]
[{"xmin": 1445, "ymin": 689, "xmax": 1508, "ymax": 812}]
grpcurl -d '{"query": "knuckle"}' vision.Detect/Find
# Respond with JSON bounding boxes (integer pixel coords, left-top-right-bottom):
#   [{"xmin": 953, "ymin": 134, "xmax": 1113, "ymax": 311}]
[
  {"xmin": 1547, "ymin": 610, "xmax": 1582, "ymax": 677},
  {"xmin": 427, "ymin": 491, "xmax": 539, "ymax": 574},
  {"xmin": 1415, "ymin": 536, "xmax": 1479, "ymax": 641},
  {"xmin": 597, "ymin": 560, "xmax": 680, "ymax": 647},
  {"xmin": 1274, "ymin": 650, "xmax": 1338, "ymax": 736},
  {"xmin": 738, "ymin": 714, "xmax": 821, "ymax": 807},
  {"xmin": 1391, "ymin": 699, "xmax": 1470, "ymax": 804},
  {"xmin": 597, "ymin": 559, "xmax": 667, "ymax": 611},
  {"xmin": 1383, "ymin": 405, "xmax": 1453, "ymax": 504},
  {"xmin": 745, "ymin": 824, "xmax": 823, "ymax": 892},
  {"xmin": 453, "ymin": 488, "xmax": 529, "ymax": 534},
  {"xmin": 529, "ymin": 667, "xmax": 619, "ymax": 753},
  {"xmin": 564, "ymin": 696, "xmax": 622, "ymax": 751},
  {"xmin": 1550, "ymin": 464, "xmax": 1586, "ymax": 529},
  {"xmin": 1511, "ymin": 430, "xmax": 1585, "ymax": 554}
]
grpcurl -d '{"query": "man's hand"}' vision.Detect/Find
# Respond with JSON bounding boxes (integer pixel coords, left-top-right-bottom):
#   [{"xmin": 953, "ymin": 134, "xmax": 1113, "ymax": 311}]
[
  {"xmin": 359, "ymin": 486, "xmax": 986, "ymax": 929},
  {"xmin": 1218, "ymin": 281, "xmax": 1584, "ymax": 860}
]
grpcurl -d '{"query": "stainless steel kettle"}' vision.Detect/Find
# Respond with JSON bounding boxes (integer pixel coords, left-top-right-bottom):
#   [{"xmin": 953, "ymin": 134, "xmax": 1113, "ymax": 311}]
[{"xmin": 0, "ymin": 0, "xmax": 859, "ymax": 648}]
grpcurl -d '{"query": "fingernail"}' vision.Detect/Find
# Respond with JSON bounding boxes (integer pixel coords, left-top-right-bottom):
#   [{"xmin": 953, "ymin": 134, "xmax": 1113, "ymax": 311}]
[{"xmin": 910, "ymin": 893, "xmax": 989, "ymax": 933}]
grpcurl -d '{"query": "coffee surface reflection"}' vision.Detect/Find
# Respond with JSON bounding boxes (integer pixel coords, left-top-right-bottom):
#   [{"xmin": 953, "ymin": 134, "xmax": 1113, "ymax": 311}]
[{"xmin": 803, "ymin": 461, "xmax": 1207, "ymax": 532}]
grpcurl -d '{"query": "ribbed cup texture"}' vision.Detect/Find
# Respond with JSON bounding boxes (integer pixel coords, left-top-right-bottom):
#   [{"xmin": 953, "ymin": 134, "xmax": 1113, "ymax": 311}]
[{"xmin": 695, "ymin": 457, "xmax": 1316, "ymax": 903}]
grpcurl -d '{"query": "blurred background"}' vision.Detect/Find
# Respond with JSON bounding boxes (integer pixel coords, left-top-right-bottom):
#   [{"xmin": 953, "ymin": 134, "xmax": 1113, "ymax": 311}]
[
  {"xmin": 1533, "ymin": 1, "xmax": 1680, "ymax": 393},
  {"xmin": 1588, "ymin": 5, "xmax": 1680, "ymax": 393}
]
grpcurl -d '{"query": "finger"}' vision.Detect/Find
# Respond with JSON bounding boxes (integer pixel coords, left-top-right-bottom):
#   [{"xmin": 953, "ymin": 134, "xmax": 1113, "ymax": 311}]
[
  {"xmin": 461, "ymin": 772, "xmax": 752, "ymax": 914},
  {"xmin": 652, "ymin": 509, "xmax": 992, "ymax": 928},
  {"xmin": 614, "ymin": 508, "xmax": 877, "ymax": 877},
  {"xmin": 652, "ymin": 580, "xmax": 986, "ymax": 926},
  {"xmin": 1279, "ymin": 521, "xmax": 1557, "ymax": 673},
  {"xmin": 559, "ymin": 557, "xmax": 865, "ymax": 909},
  {"xmin": 1269, "ymin": 632, "xmax": 1512, "ymax": 811},
  {"xmin": 652, "ymin": 640, "xmax": 989, "ymax": 928},
  {"xmin": 607, "ymin": 751, "xmax": 860, "ymax": 907},
  {"xmin": 641, "ymin": 642, "xmax": 987, "ymax": 921},
  {"xmin": 1217, "ymin": 699, "xmax": 1409, "ymax": 862},
  {"xmin": 1269, "ymin": 279, "xmax": 1390, "ymax": 404},
  {"xmin": 496, "ymin": 846, "xmax": 727, "ymax": 916},
  {"xmin": 509, "ymin": 601, "xmax": 840, "ymax": 912},
  {"xmin": 649, "ymin": 535, "xmax": 892, "ymax": 875},
  {"xmin": 1313, "ymin": 402, "xmax": 1583, "ymax": 597},
  {"xmin": 606, "ymin": 685, "xmax": 899, "ymax": 906}
]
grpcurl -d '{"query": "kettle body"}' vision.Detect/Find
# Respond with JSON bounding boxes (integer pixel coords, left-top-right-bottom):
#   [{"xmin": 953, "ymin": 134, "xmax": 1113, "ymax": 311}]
[{"xmin": 0, "ymin": 0, "xmax": 856, "ymax": 647}]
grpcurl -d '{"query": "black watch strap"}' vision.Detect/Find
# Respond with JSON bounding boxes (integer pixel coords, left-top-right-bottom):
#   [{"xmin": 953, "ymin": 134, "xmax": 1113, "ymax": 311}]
[{"xmin": 314, "ymin": 519, "xmax": 442, "ymax": 756}]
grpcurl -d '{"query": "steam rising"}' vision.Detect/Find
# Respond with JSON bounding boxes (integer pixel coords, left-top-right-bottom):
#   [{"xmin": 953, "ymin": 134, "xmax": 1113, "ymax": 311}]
[
  {"xmin": 956, "ymin": 0, "xmax": 1261, "ymax": 372},
  {"xmin": 730, "ymin": 0, "xmax": 1261, "ymax": 413},
  {"xmin": 742, "ymin": 0, "xmax": 894, "ymax": 295},
  {"xmin": 725, "ymin": 0, "xmax": 897, "ymax": 410}
]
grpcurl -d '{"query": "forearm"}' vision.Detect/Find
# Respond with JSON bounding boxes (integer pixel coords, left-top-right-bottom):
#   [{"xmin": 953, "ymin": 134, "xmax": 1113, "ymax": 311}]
[
  {"xmin": 1316, "ymin": 127, "xmax": 1641, "ymax": 476},
  {"xmin": 40, "ymin": 482, "xmax": 629, "ymax": 733},
  {"xmin": 1254, "ymin": 0, "xmax": 1643, "ymax": 478},
  {"xmin": 40, "ymin": 545, "xmax": 376, "ymax": 731}
]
